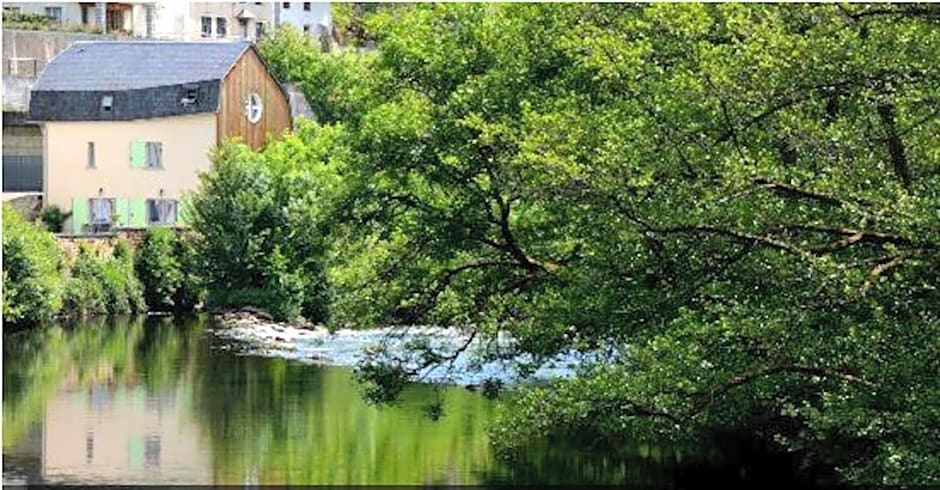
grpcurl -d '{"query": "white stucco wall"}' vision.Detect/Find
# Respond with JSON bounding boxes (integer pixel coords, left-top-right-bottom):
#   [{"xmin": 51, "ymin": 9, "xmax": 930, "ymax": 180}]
[
  {"xmin": 277, "ymin": 2, "xmax": 331, "ymax": 37},
  {"xmin": 43, "ymin": 113, "xmax": 217, "ymax": 230}
]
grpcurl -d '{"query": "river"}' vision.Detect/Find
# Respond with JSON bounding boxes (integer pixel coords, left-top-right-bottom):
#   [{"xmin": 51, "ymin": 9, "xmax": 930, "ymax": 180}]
[{"xmin": 3, "ymin": 315, "xmax": 814, "ymax": 485}]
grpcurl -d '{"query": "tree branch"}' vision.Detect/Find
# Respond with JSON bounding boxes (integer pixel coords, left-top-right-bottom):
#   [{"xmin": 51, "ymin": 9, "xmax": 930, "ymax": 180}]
[
  {"xmin": 753, "ymin": 179, "xmax": 845, "ymax": 206},
  {"xmin": 859, "ymin": 254, "xmax": 908, "ymax": 297},
  {"xmin": 691, "ymin": 364, "xmax": 876, "ymax": 414},
  {"xmin": 877, "ymin": 104, "xmax": 913, "ymax": 188}
]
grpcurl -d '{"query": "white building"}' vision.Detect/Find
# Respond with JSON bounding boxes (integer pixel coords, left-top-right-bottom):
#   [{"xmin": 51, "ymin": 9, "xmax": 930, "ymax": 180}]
[
  {"xmin": 4, "ymin": 2, "xmax": 333, "ymax": 42},
  {"xmin": 275, "ymin": 2, "xmax": 331, "ymax": 39},
  {"xmin": 4, "ymin": 2, "xmax": 150, "ymax": 36}
]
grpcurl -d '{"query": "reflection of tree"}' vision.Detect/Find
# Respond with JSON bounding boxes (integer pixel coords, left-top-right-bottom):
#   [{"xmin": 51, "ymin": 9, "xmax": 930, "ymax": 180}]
[
  {"xmin": 188, "ymin": 350, "xmax": 500, "ymax": 485},
  {"xmin": 3, "ymin": 316, "xmax": 698, "ymax": 485}
]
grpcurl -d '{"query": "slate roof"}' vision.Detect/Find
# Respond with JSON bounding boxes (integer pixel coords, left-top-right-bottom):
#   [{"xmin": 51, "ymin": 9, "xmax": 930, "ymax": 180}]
[
  {"xmin": 28, "ymin": 41, "xmax": 269, "ymax": 121},
  {"xmin": 32, "ymin": 41, "xmax": 251, "ymax": 91}
]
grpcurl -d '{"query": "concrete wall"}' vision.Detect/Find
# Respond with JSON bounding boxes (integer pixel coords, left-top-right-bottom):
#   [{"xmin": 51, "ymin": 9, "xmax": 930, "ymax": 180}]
[
  {"xmin": 2, "ymin": 29, "xmax": 116, "ymax": 110},
  {"xmin": 44, "ymin": 112, "xmax": 216, "ymax": 231},
  {"xmin": 3, "ymin": 193, "xmax": 43, "ymax": 219}
]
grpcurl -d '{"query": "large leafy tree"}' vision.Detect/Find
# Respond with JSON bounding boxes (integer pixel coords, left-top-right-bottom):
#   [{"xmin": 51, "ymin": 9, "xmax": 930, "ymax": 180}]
[{"xmin": 255, "ymin": 4, "xmax": 939, "ymax": 483}]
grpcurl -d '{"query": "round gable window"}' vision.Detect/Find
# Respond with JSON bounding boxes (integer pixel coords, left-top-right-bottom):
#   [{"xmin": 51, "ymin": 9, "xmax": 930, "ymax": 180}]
[{"xmin": 245, "ymin": 92, "xmax": 263, "ymax": 124}]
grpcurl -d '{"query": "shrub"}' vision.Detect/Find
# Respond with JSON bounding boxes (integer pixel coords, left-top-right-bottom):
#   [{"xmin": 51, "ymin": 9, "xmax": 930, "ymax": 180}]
[
  {"xmin": 106, "ymin": 239, "xmax": 145, "ymax": 315},
  {"xmin": 62, "ymin": 241, "xmax": 144, "ymax": 318},
  {"xmin": 173, "ymin": 232, "xmax": 206, "ymax": 312},
  {"xmin": 62, "ymin": 244, "xmax": 107, "ymax": 317},
  {"xmin": 39, "ymin": 206, "xmax": 70, "ymax": 233},
  {"xmin": 2, "ymin": 203, "xmax": 64, "ymax": 325},
  {"xmin": 208, "ymin": 288, "xmax": 274, "ymax": 311},
  {"xmin": 263, "ymin": 247, "xmax": 306, "ymax": 321},
  {"xmin": 136, "ymin": 228, "xmax": 183, "ymax": 311}
]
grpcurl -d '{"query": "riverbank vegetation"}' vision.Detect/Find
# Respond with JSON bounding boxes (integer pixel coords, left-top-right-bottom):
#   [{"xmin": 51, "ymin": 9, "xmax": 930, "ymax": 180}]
[{"xmin": 2, "ymin": 204, "xmax": 191, "ymax": 324}]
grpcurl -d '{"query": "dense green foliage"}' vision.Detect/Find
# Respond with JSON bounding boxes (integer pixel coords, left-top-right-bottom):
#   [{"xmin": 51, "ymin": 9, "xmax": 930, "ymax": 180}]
[
  {"xmin": 135, "ymin": 228, "xmax": 204, "ymax": 312},
  {"xmin": 188, "ymin": 124, "xmax": 339, "ymax": 322},
  {"xmin": 136, "ymin": 228, "xmax": 182, "ymax": 311},
  {"xmin": 3, "ymin": 204, "xmax": 147, "ymax": 323},
  {"xmin": 2, "ymin": 204, "xmax": 65, "ymax": 325},
  {"xmin": 246, "ymin": 4, "xmax": 940, "ymax": 484},
  {"xmin": 62, "ymin": 241, "xmax": 145, "ymax": 318},
  {"xmin": 39, "ymin": 205, "xmax": 69, "ymax": 233}
]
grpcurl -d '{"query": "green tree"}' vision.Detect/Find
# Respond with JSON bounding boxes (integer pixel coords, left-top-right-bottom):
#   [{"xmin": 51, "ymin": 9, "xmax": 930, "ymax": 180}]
[
  {"xmin": 136, "ymin": 228, "xmax": 184, "ymax": 311},
  {"xmin": 189, "ymin": 121, "xmax": 343, "ymax": 322},
  {"xmin": 2, "ymin": 203, "xmax": 65, "ymax": 325},
  {"xmin": 247, "ymin": 4, "xmax": 940, "ymax": 483}
]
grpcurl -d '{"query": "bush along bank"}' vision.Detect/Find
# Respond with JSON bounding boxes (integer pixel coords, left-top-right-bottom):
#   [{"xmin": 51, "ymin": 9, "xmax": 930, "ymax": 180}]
[{"xmin": 2, "ymin": 204, "xmax": 204, "ymax": 327}]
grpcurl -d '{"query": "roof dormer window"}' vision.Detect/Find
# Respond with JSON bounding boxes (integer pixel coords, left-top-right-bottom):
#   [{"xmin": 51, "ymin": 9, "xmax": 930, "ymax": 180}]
[
  {"xmin": 101, "ymin": 95, "xmax": 113, "ymax": 111},
  {"xmin": 181, "ymin": 86, "xmax": 198, "ymax": 107}
]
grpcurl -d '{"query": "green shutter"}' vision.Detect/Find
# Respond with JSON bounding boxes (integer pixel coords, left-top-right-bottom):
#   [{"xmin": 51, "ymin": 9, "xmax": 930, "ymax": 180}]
[
  {"xmin": 115, "ymin": 198, "xmax": 129, "ymax": 227},
  {"xmin": 177, "ymin": 196, "xmax": 189, "ymax": 226},
  {"xmin": 130, "ymin": 198, "xmax": 147, "ymax": 228},
  {"xmin": 130, "ymin": 141, "xmax": 146, "ymax": 168},
  {"xmin": 71, "ymin": 197, "xmax": 88, "ymax": 234}
]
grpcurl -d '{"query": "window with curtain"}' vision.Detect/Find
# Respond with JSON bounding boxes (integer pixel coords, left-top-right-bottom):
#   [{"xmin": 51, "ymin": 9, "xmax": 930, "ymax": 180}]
[
  {"xmin": 89, "ymin": 198, "xmax": 115, "ymax": 225},
  {"xmin": 146, "ymin": 199, "xmax": 178, "ymax": 225},
  {"xmin": 145, "ymin": 142, "xmax": 163, "ymax": 168}
]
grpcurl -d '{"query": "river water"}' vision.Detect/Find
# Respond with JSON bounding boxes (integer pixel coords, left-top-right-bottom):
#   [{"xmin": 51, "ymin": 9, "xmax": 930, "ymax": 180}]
[{"xmin": 3, "ymin": 315, "xmax": 810, "ymax": 486}]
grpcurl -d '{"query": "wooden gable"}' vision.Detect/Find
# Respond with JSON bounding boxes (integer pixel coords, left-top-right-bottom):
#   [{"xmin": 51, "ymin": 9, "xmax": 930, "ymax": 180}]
[{"xmin": 217, "ymin": 47, "xmax": 291, "ymax": 150}]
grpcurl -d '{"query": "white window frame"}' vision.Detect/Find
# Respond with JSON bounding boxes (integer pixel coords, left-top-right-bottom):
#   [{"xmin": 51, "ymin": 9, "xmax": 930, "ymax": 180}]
[
  {"xmin": 245, "ymin": 93, "xmax": 263, "ymax": 124},
  {"xmin": 216, "ymin": 16, "xmax": 227, "ymax": 38},
  {"xmin": 200, "ymin": 16, "xmax": 212, "ymax": 37}
]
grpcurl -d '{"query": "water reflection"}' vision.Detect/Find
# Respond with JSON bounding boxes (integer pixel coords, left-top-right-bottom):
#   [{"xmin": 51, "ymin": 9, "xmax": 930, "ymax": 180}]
[
  {"xmin": 4, "ymin": 317, "xmax": 584, "ymax": 484},
  {"xmin": 2, "ymin": 316, "xmax": 774, "ymax": 485}
]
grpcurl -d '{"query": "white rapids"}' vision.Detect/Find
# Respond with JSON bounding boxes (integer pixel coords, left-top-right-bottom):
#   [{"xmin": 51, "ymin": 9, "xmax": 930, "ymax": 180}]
[{"xmin": 210, "ymin": 321, "xmax": 610, "ymax": 386}]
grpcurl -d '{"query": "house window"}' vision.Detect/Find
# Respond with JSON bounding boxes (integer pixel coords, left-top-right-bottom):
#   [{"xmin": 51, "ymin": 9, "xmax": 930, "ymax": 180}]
[
  {"xmin": 89, "ymin": 198, "xmax": 115, "ymax": 225},
  {"xmin": 101, "ymin": 95, "xmax": 113, "ymax": 111},
  {"xmin": 87, "ymin": 142, "xmax": 95, "ymax": 168},
  {"xmin": 145, "ymin": 142, "xmax": 163, "ymax": 168},
  {"xmin": 45, "ymin": 7, "xmax": 63, "ymax": 24},
  {"xmin": 146, "ymin": 199, "xmax": 178, "ymax": 225},
  {"xmin": 256, "ymin": 21, "xmax": 265, "ymax": 39},
  {"xmin": 303, "ymin": 2, "xmax": 311, "ymax": 11},
  {"xmin": 216, "ymin": 17, "xmax": 227, "ymax": 38},
  {"xmin": 201, "ymin": 16, "xmax": 212, "ymax": 37},
  {"xmin": 303, "ymin": 24, "xmax": 310, "ymax": 34},
  {"xmin": 181, "ymin": 85, "xmax": 198, "ymax": 106},
  {"xmin": 245, "ymin": 92, "xmax": 263, "ymax": 124},
  {"xmin": 282, "ymin": 2, "xmax": 290, "ymax": 9}
]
